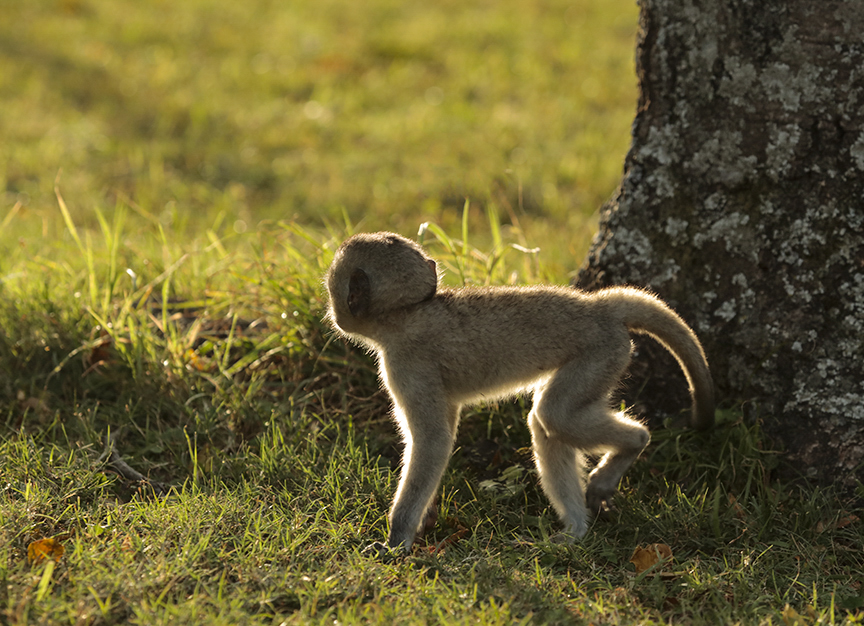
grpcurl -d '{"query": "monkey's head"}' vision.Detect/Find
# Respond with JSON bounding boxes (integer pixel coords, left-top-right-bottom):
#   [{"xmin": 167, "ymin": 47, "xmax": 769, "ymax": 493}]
[{"xmin": 325, "ymin": 232, "xmax": 439, "ymax": 336}]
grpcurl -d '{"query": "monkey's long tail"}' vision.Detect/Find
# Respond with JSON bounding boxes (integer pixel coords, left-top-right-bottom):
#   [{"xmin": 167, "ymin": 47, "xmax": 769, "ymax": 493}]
[{"xmin": 607, "ymin": 288, "xmax": 715, "ymax": 431}]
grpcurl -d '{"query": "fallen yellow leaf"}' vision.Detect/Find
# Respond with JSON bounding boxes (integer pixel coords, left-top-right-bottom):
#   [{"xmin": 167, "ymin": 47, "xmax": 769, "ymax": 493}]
[
  {"xmin": 630, "ymin": 543, "xmax": 673, "ymax": 574},
  {"xmin": 27, "ymin": 537, "xmax": 65, "ymax": 564},
  {"xmin": 184, "ymin": 348, "xmax": 211, "ymax": 372}
]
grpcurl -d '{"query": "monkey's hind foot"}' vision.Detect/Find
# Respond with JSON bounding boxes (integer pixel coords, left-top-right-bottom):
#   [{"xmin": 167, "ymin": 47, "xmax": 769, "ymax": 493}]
[
  {"xmin": 362, "ymin": 541, "xmax": 406, "ymax": 561},
  {"xmin": 547, "ymin": 530, "xmax": 579, "ymax": 544},
  {"xmin": 419, "ymin": 499, "xmax": 439, "ymax": 536},
  {"xmin": 585, "ymin": 486, "xmax": 618, "ymax": 520}
]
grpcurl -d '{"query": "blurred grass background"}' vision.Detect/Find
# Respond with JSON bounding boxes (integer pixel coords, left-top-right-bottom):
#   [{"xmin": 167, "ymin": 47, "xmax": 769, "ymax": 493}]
[{"xmin": 1, "ymin": 0, "xmax": 638, "ymax": 273}]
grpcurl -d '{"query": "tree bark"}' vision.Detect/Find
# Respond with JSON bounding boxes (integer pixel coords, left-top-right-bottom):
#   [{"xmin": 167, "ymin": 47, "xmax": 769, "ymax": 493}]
[{"xmin": 577, "ymin": 0, "xmax": 864, "ymax": 484}]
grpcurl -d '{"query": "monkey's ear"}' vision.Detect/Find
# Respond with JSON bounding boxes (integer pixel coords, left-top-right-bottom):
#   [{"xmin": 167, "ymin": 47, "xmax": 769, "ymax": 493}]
[
  {"xmin": 426, "ymin": 259, "xmax": 438, "ymax": 298},
  {"xmin": 347, "ymin": 268, "xmax": 371, "ymax": 317}
]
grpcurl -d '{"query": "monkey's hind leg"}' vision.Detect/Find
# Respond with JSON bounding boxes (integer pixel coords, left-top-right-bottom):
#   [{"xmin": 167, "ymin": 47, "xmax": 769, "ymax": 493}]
[
  {"xmin": 537, "ymin": 397, "xmax": 649, "ymax": 518},
  {"xmin": 528, "ymin": 410, "xmax": 589, "ymax": 540},
  {"xmin": 531, "ymin": 346, "xmax": 649, "ymax": 526}
]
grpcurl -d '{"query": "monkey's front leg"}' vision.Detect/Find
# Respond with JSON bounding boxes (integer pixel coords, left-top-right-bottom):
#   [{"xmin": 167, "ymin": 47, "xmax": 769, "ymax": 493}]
[{"xmin": 383, "ymin": 400, "xmax": 459, "ymax": 553}]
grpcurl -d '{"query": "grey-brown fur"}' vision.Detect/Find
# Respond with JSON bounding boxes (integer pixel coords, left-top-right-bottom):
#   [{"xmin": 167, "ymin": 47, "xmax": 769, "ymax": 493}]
[{"xmin": 325, "ymin": 232, "xmax": 714, "ymax": 554}]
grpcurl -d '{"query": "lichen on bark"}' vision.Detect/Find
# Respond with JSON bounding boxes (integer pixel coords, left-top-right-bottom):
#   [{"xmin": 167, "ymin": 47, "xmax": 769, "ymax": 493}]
[{"xmin": 577, "ymin": 0, "xmax": 864, "ymax": 483}]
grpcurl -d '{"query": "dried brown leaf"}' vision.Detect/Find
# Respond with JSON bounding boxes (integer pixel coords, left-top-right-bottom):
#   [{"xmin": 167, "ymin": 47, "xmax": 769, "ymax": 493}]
[{"xmin": 629, "ymin": 543, "xmax": 672, "ymax": 574}]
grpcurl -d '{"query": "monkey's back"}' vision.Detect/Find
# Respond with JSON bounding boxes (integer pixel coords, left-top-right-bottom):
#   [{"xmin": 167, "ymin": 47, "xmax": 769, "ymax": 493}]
[{"xmin": 380, "ymin": 285, "xmax": 630, "ymax": 404}]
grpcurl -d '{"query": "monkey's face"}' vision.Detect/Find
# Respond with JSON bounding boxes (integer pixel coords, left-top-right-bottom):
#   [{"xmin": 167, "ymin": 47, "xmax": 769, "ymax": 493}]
[{"xmin": 325, "ymin": 232, "xmax": 438, "ymax": 335}]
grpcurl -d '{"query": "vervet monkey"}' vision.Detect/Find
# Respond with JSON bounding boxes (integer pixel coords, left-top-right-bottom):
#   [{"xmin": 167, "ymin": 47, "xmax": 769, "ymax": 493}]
[{"xmin": 325, "ymin": 232, "xmax": 713, "ymax": 555}]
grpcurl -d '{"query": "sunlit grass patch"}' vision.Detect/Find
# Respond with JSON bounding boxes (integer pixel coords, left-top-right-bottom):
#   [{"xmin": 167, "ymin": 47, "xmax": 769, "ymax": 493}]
[{"xmin": 10, "ymin": 209, "xmax": 864, "ymax": 625}]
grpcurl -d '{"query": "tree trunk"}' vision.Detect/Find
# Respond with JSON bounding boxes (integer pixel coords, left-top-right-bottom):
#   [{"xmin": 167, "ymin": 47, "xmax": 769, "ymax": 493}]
[{"xmin": 577, "ymin": 0, "xmax": 864, "ymax": 484}]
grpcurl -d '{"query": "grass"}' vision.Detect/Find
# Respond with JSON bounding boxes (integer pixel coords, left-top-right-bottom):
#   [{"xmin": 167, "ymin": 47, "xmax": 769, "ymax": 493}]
[
  {"xmin": 2, "ymin": 0, "xmax": 864, "ymax": 624},
  {"xmin": 2, "ymin": 216, "xmax": 863, "ymax": 625}
]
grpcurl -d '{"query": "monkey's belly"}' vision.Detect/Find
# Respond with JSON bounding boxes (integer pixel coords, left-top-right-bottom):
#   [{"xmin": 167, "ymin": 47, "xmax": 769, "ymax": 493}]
[{"xmin": 443, "ymin": 362, "xmax": 555, "ymax": 405}]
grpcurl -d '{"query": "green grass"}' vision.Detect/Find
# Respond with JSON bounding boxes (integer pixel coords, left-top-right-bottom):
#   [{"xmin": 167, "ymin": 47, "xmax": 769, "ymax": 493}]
[
  {"xmin": 2, "ymin": 217, "xmax": 863, "ymax": 625},
  {"xmin": 2, "ymin": 0, "xmax": 864, "ymax": 624}
]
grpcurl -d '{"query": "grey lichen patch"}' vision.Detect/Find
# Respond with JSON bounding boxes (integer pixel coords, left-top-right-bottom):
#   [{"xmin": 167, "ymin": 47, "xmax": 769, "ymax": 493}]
[
  {"xmin": 692, "ymin": 211, "xmax": 754, "ymax": 257},
  {"xmin": 713, "ymin": 299, "xmax": 737, "ymax": 322},
  {"xmin": 785, "ymin": 388, "xmax": 864, "ymax": 434},
  {"xmin": 773, "ymin": 204, "xmax": 839, "ymax": 269},
  {"xmin": 720, "ymin": 55, "xmax": 824, "ymax": 117},
  {"xmin": 688, "ymin": 35, "xmax": 718, "ymax": 77},
  {"xmin": 690, "ymin": 131, "xmax": 759, "ymax": 186},
  {"xmin": 604, "ymin": 226, "xmax": 654, "ymax": 262},
  {"xmin": 709, "ymin": 272, "xmax": 756, "ymax": 328},
  {"xmin": 635, "ymin": 126, "xmax": 681, "ymax": 199},
  {"xmin": 703, "ymin": 192, "xmax": 728, "ymax": 214},
  {"xmin": 833, "ymin": 0, "xmax": 864, "ymax": 36},
  {"xmin": 766, "ymin": 124, "xmax": 802, "ymax": 180},
  {"xmin": 649, "ymin": 258, "xmax": 682, "ymax": 285},
  {"xmin": 761, "ymin": 63, "xmax": 804, "ymax": 112},
  {"xmin": 638, "ymin": 126, "xmax": 678, "ymax": 167},
  {"xmin": 718, "ymin": 56, "xmax": 759, "ymax": 108},
  {"xmin": 760, "ymin": 25, "xmax": 826, "ymax": 111},
  {"xmin": 645, "ymin": 170, "xmax": 677, "ymax": 200},
  {"xmin": 663, "ymin": 217, "xmax": 689, "ymax": 245},
  {"xmin": 595, "ymin": 224, "xmax": 655, "ymax": 284},
  {"xmin": 850, "ymin": 132, "xmax": 864, "ymax": 170}
]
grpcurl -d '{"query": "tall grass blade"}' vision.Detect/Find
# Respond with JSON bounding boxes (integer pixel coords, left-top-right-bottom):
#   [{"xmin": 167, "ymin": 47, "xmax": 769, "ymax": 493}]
[
  {"xmin": 1, "ymin": 200, "xmax": 22, "ymax": 232},
  {"xmin": 55, "ymin": 180, "xmax": 84, "ymax": 254},
  {"xmin": 461, "ymin": 198, "xmax": 470, "ymax": 259}
]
